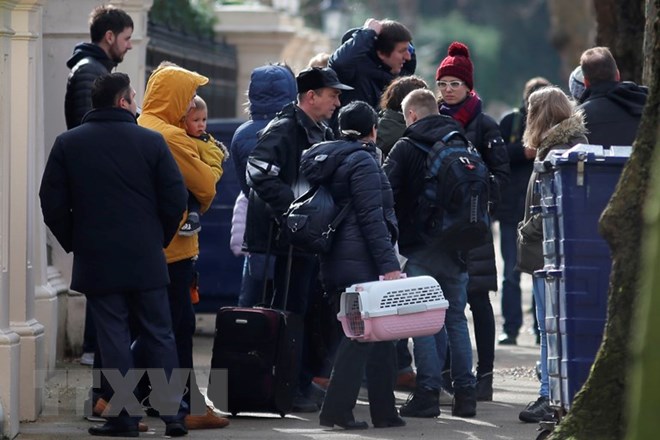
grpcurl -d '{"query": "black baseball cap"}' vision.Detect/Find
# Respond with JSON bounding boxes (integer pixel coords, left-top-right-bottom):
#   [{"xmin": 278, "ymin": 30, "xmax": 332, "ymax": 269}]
[{"xmin": 296, "ymin": 67, "xmax": 353, "ymax": 93}]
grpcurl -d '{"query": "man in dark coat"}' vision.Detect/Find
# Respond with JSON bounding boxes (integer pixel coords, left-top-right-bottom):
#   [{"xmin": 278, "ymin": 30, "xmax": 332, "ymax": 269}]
[
  {"xmin": 578, "ymin": 46, "xmax": 648, "ymax": 148},
  {"xmin": 65, "ymin": 5, "xmax": 133, "ymax": 129},
  {"xmin": 40, "ymin": 73, "xmax": 188, "ymax": 438},
  {"xmin": 496, "ymin": 77, "xmax": 550, "ymax": 346},
  {"xmin": 245, "ymin": 66, "xmax": 351, "ymax": 411},
  {"xmin": 384, "ymin": 89, "xmax": 478, "ymax": 419},
  {"xmin": 329, "ymin": 18, "xmax": 415, "ymax": 111}
]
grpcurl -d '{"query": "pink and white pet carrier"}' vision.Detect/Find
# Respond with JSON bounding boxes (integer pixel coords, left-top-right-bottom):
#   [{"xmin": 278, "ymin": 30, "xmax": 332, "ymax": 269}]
[{"xmin": 337, "ymin": 275, "xmax": 448, "ymax": 342}]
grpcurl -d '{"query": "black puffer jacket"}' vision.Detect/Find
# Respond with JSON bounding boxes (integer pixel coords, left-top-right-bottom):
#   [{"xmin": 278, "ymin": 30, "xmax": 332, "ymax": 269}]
[
  {"xmin": 65, "ymin": 43, "xmax": 117, "ymax": 129},
  {"xmin": 329, "ymin": 28, "xmax": 416, "ymax": 110},
  {"xmin": 383, "ymin": 114, "xmax": 464, "ymax": 255},
  {"xmin": 462, "ymin": 113, "xmax": 510, "ymax": 293},
  {"xmin": 578, "ymin": 81, "xmax": 648, "ymax": 148},
  {"xmin": 245, "ymin": 103, "xmax": 334, "ymax": 255},
  {"xmin": 301, "ymin": 139, "xmax": 400, "ymax": 292}
]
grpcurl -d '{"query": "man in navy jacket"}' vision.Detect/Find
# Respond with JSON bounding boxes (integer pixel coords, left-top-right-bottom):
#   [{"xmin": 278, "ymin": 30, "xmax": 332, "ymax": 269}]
[
  {"xmin": 40, "ymin": 73, "xmax": 188, "ymax": 438},
  {"xmin": 578, "ymin": 46, "xmax": 648, "ymax": 147}
]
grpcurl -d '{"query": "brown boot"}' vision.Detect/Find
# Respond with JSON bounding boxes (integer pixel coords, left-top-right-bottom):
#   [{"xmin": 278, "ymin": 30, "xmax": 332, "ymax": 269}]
[{"xmin": 184, "ymin": 406, "xmax": 230, "ymax": 430}]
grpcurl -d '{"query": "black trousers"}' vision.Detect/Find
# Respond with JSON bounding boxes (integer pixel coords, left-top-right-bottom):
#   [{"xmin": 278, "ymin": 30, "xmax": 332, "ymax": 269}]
[
  {"xmin": 88, "ymin": 287, "xmax": 186, "ymax": 428},
  {"xmin": 320, "ymin": 335, "xmax": 398, "ymax": 423}
]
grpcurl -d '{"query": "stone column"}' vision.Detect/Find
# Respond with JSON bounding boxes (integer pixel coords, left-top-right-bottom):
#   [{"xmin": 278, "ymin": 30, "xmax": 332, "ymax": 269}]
[
  {"xmin": 8, "ymin": 0, "xmax": 46, "ymax": 422},
  {"xmin": 0, "ymin": 0, "xmax": 21, "ymax": 434}
]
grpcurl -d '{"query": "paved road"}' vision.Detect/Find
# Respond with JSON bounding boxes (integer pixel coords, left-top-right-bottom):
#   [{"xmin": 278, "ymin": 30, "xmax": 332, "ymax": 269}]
[{"xmin": 20, "ymin": 226, "xmax": 547, "ymax": 439}]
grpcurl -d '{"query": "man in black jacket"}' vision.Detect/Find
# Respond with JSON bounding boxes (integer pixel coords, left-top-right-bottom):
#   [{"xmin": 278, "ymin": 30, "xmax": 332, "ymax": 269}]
[
  {"xmin": 65, "ymin": 5, "xmax": 133, "ymax": 129},
  {"xmin": 40, "ymin": 73, "xmax": 188, "ymax": 437},
  {"xmin": 329, "ymin": 18, "xmax": 415, "ymax": 111},
  {"xmin": 245, "ymin": 67, "xmax": 351, "ymax": 411},
  {"xmin": 578, "ymin": 46, "xmax": 648, "ymax": 147},
  {"xmin": 384, "ymin": 89, "xmax": 478, "ymax": 419}
]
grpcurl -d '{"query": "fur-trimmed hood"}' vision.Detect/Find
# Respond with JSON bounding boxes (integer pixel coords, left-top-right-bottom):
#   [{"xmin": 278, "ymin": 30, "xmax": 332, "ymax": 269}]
[{"xmin": 537, "ymin": 111, "xmax": 589, "ymax": 160}]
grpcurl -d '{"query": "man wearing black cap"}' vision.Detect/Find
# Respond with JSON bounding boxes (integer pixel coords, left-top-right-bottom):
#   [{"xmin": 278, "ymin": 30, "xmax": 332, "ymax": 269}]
[{"xmin": 245, "ymin": 67, "xmax": 352, "ymax": 412}]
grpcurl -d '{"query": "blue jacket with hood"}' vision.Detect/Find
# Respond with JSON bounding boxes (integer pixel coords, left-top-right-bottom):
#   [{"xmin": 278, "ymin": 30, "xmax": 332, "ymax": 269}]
[{"xmin": 230, "ymin": 65, "xmax": 298, "ymax": 196}]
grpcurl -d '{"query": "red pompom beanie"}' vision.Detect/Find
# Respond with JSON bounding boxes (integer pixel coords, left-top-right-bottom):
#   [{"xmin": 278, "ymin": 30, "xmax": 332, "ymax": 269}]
[{"xmin": 435, "ymin": 41, "xmax": 474, "ymax": 90}]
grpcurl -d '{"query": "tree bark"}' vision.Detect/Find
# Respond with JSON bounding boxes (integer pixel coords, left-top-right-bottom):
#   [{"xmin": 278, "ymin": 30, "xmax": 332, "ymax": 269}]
[
  {"xmin": 625, "ymin": 1, "xmax": 660, "ymax": 439},
  {"xmin": 546, "ymin": 0, "xmax": 596, "ymax": 77},
  {"xmin": 594, "ymin": 0, "xmax": 646, "ymax": 82},
  {"xmin": 548, "ymin": 0, "xmax": 659, "ymax": 439}
]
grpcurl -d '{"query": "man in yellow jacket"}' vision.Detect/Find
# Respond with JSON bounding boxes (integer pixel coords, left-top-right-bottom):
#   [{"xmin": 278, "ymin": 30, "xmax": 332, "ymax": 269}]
[{"xmin": 138, "ymin": 62, "xmax": 228, "ymax": 429}]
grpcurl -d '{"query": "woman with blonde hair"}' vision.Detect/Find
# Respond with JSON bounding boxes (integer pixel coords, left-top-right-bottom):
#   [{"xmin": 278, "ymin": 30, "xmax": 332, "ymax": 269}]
[{"xmin": 517, "ymin": 85, "xmax": 588, "ymax": 423}]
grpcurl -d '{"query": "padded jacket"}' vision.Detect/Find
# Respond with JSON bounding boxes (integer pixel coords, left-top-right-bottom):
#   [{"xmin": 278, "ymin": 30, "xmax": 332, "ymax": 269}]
[
  {"xmin": 301, "ymin": 139, "xmax": 400, "ymax": 292},
  {"xmin": 383, "ymin": 114, "xmax": 463, "ymax": 255},
  {"xmin": 579, "ymin": 81, "xmax": 648, "ymax": 148},
  {"xmin": 39, "ymin": 108, "xmax": 187, "ymax": 295},
  {"xmin": 138, "ymin": 65, "xmax": 215, "ymax": 263},
  {"xmin": 329, "ymin": 27, "xmax": 415, "ymax": 110},
  {"xmin": 231, "ymin": 65, "xmax": 298, "ymax": 197},
  {"xmin": 245, "ymin": 102, "xmax": 334, "ymax": 255},
  {"xmin": 65, "ymin": 43, "xmax": 116, "ymax": 129},
  {"xmin": 518, "ymin": 113, "xmax": 588, "ymax": 274},
  {"xmin": 461, "ymin": 112, "xmax": 510, "ymax": 293}
]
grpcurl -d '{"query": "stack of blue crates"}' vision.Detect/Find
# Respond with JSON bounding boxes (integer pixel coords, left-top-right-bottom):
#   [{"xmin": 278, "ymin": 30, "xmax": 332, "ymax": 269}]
[{"xmin": 535, "ymin": 145, "xmax": 630, "ymax": 411}]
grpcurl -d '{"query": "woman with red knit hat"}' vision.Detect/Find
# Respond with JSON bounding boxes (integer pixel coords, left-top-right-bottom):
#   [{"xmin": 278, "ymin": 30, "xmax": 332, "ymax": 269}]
[{"xmin": 435, "ymin": 41, "xmax": 510, "ymax": 403}]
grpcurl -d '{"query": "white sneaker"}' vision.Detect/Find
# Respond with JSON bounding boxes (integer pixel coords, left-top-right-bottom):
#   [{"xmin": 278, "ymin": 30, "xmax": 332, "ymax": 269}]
[
  {"xmin": 439, "ymin": 387, "xmax": 454, "ymax": 406},
  {"xmin": 80, "ymin": 352, "xmax": 94, "ymax": 366}
]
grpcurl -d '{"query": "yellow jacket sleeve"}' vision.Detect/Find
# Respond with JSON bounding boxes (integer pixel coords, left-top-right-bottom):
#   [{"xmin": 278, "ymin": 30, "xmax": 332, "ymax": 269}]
[{"xmin": 196, "ymin": 134, "xmax": 225, "ymax": 182}]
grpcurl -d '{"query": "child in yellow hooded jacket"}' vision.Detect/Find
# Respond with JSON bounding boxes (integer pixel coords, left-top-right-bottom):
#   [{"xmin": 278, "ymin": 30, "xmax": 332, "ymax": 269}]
[{"xmin": 180, "ymin": 95, "xmax": 229, "ymax": 236}]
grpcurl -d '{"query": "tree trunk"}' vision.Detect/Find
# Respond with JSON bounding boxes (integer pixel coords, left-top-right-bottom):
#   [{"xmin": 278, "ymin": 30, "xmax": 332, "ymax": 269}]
[
  {"xmin": 548, "ymin": 1, "xmax": 659, "ymax": 439},
  {"xmin": 546, "ymin": 0, "xmax": 596, "ymax": 77},
  {"xmin": 625, "ymin": 1, "xmax": 660, "ymax": 439},
  {"xmin": 594, "ymin": 0, "xmax": 646, "ymax": 83}
]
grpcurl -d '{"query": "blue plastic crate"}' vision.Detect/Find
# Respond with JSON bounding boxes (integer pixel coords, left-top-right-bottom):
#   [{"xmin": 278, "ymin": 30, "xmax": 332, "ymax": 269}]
[{"xmin": 536, "ymin": 145, "xmax": 630, "ymax": 410}]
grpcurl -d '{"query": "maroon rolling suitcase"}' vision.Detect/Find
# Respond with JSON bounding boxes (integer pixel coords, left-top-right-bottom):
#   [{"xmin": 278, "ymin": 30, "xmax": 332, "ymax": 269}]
[{"xmin": 207, "ymin": 245, "xmax": 301, "ymax": 417}]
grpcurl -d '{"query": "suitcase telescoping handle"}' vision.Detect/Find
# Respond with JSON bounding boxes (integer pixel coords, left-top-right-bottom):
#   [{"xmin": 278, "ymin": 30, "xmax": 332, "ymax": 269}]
[{"xmin": 261, "ymin": 221, "xmax": 292, "ymax": 311}]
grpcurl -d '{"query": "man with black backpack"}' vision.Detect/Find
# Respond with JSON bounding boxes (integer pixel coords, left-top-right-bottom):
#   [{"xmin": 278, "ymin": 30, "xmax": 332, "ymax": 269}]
[{"xmin": 384, "ymin": 89, "xmax": 480, "ymax": 419}]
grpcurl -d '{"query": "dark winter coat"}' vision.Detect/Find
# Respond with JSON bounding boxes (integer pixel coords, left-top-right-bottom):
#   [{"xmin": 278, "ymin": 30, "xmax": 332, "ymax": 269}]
[
  {"xmin": 383, "ymin": 114, "xmax": 463, "ymax": 255},
  {"xmin": 300, "ymin": 139, "xmax": 400, "ymax": 292},
  {"xmin": 65, "ymin": 43, "xmax": 117, "ymax": 129},
  {"xmin": 376, "ymin": 108, "xmax": 407, "ymax": 158},
  {"xmin": 329, "ymin": 28, "xmax": 416, "ymax": 110},
  {"xmin": 231, "ymin": 65, "xmax": 298, "ymax": 196},
  {"xmin": 245, "ymin": 102, "xmax": 334, "ymax": 255},
  {"xmin": 579, "ymin": 81, "xmax": 648, "ymax": 148},
  {"xmin": 461, "ymin": 112, "xmax": 510, "ymax": 293},
  {"xmin": 518, "ymin": 112, "xmax": 588, "ymax": 274},
  {"xmin": 39, "ymin": 108, "xmax": 187, "ymax": 295},
  {"xmin": 497, "ymin": 107, "xmax": 534, "ymax": 225}
]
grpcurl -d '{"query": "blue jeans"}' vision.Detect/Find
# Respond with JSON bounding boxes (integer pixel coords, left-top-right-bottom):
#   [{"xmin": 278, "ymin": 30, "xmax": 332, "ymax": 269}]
[
  {"xmin": 406, "ymin": 248, "xmax": 475, "ymax": 391},
  {"xmin": 499, "ymin": 221, "xmax": 523, "ymax": 337},
  {"xmin": 532, "ymin": 276, "xmax": 549, "ymax": 397}
]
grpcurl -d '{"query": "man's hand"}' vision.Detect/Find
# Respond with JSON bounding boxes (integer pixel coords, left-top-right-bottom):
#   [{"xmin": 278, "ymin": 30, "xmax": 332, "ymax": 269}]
[{"xmin": 364, "ymin": 18, "xmax": 381, "ymax": 34}]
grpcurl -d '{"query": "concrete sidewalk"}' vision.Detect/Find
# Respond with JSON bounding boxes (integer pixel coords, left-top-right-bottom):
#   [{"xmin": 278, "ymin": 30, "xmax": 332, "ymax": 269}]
[{"xmin": 19, "ymin": 287, "xmax": 546, "ymax": 439}]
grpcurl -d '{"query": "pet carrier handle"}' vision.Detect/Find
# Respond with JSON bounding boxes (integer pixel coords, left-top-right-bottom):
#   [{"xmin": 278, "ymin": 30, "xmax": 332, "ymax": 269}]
[
  {"xmin": 397, "ymin": 303, "xmax": 428, "ymax": 315},
  {"xmin": 379, "ymin": 273, "xmax": 407, "ymax": 281}
]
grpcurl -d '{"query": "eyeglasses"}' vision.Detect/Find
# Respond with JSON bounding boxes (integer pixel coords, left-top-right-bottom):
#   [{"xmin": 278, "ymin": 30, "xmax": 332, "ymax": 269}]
[{"xmin": 437, "ymin": 80, "xmax": 465, "ymax": 90}]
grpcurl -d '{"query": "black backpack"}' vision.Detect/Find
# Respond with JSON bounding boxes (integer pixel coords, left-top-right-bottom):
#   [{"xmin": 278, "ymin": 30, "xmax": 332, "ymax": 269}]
[{"xmin": 406, "ymin": 131, "xmax": 490, "ymax": 251}]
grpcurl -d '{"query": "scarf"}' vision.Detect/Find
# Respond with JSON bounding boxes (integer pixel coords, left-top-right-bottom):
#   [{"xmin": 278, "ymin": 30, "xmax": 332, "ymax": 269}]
[{"xmin": 439, "ymin": 91, "xmax": 482, "ymax": 128}]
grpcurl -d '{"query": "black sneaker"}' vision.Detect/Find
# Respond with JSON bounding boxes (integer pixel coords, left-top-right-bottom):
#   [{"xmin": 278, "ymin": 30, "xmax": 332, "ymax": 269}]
[
  {"xmin": 519, "ymin": 396, "xmax": 553, "ymax": 423},
  {"xmin": 179, "ymin": 212, "xmax": 201, "ymax": 236},
  {"xmin": 399, "ymin": 388, "xmax": 440, "ymax": 418}
]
